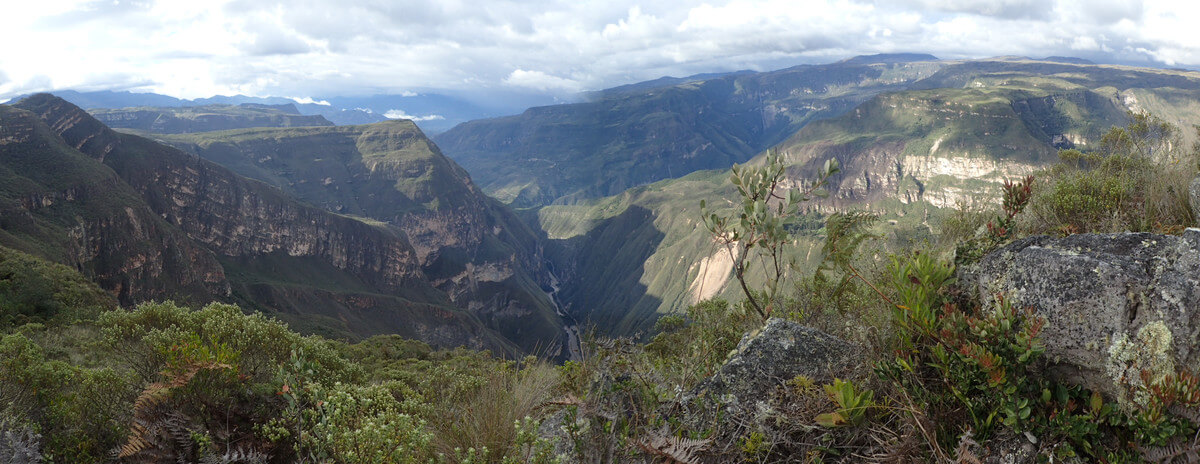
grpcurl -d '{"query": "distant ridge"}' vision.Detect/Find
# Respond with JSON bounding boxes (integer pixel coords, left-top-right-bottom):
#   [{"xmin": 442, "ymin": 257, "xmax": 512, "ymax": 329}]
[
  {"xmin": 588, "ymin": 70, "xmax": 756, "ymax": 98},
  {"xmin": 838, "ymin": 53, "xmax": 939, "ymax": 64},
  {"xmin": 89, "ymin": 103, "xmax": 334, "ymax": 133},
  {"xmin": 1041, "ymin": 56, "xmax": 1096, "ymax": 65},
  {"xmin": 3, "ymin": 90, "xmax": 387, "ymax": 126}
]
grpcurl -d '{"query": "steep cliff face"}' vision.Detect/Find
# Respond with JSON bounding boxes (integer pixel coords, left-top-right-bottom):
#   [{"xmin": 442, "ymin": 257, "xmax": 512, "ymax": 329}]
[
  {"xmin": 89, "ymin": 104, "xmax": 334, "ymax": 133},
  {"xmin": 768, "ymin": 84, "xmax": 1138, "ymax": 217},
  {"xmin": 17, "ymin": 94, "xmax": 429, "ymax": 292},
  {"xmin": 0, "ymin": 105, "xmax": 228, "ymax": 305},
  {"xmin": 139, "ymin": 120, "xmax": 563, "ymax": 354},
  {"xmin": 8, "ymin": 94, "xmax": 539, "ymax": 354}
]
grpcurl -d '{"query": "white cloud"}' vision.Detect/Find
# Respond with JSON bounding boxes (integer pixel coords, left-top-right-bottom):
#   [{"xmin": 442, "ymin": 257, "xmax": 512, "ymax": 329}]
[
  {"xmin": 290, "ymin": 96, "xmax": 331, "ymax": 105},
  {"xmin": 383, "ymin": 109, "xmax": 444, "ymax": 121},
  {"xmin": 1, "ymin": 0, "xmax": 1198, "ymax": 102},
  {"xmin": 504, "ymin": 70, "xmax": 583, "ymax": 92}
]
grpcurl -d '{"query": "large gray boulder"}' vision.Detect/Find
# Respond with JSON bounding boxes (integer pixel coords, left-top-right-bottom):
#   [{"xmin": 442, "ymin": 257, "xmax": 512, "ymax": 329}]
[{"xmin": 959, "ymin": 229, "xmax": 1200, "ymax": 409}]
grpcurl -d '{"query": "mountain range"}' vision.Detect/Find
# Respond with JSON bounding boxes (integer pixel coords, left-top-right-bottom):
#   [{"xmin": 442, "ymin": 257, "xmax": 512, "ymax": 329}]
[
  {"xmin": 5, "ymin": 54, "xmax": 1200, "ymax": 351},
  {"xmin": 2, "ymin": 88, "xmax": 566, "ymax": 133}
]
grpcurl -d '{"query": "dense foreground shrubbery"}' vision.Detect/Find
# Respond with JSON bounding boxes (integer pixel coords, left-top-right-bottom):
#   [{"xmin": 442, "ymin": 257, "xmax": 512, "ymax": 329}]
[{"xmin": 0, "ymin": 288, "xmax": 563, "ymax": 463}]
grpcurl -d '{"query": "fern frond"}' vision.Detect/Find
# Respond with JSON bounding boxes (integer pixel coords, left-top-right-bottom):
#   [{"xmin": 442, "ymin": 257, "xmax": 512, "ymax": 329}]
[
  {"xmin": 1141, "ymin": 438, "xmax": 1200, "ymax": 464},
  {"xmin": 119, "ymin": 361, "xmax": 232, "ymax": 459},
  {"xmin": 952, "ymin": 429, "xmax": 982, "ymax": 464},
  {"xmin": 636, "ymin": 427, "xmax": 710, "ymax": 464}
]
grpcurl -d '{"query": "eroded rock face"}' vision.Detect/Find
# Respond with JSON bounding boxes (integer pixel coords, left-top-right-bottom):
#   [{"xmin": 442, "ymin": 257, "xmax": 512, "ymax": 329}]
[
  {"xmin": 693, "ymin": 319, "xmax": 863, "ymax": 414},
  {"xmin": 18, "ymin": 94, "xmax": 427, "ymax": 291},
  {"xmin": 151, "ymin": 121, "xmax": 563, "ymax": 353},
  {"xmin": 959, "ymin": 230, "xmax": 1200, "ymax": 408},
  {"xmin": 0, "ymin": 105, "xmax": 229, "ymax": 304}
]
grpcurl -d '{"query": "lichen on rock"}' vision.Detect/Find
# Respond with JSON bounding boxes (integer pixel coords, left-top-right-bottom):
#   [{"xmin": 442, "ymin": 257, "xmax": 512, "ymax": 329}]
[
  {"xmin": 959, "ymin": 229, "xmax": 1200, "ymax": 408},
  {"xmin": 1105, "ymin": 320, "xmax": 1175, "ymax": 410}
]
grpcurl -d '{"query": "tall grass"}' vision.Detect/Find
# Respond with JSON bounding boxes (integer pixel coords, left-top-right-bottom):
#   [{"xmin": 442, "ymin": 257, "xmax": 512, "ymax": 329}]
[{"xmin": 427, "ymin": 360, "xmax": 559, "ymax": 458}]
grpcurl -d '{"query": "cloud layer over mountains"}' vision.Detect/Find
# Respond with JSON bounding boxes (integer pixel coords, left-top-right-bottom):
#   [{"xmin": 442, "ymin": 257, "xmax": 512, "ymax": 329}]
[{"xmin": 2, "ymin": 0, "xmax": 1197, "ymax": 101}]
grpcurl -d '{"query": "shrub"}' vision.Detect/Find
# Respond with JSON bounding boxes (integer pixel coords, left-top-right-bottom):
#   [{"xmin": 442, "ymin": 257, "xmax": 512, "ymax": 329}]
[
  {"xmin": 0, "ymin": 332, "xmax": 135, "ymax": 462},
  {"xmin": 878, "ymin": 252, "xmax": 1139, "ymax": 459},
  {"xmin": 1025, "ymin": 114, "xmax": 1198, "ymax": 235},
  {"xmin": 98, "ymin": 301, "xmax": 357, "ymax": 384},
  {"xmin": 305, "ymin": 383, "xmax": 433, "ymax": 464},
  {"xmin": 700, "ymin": 150, "xmax": 839, "ymax": 320}
]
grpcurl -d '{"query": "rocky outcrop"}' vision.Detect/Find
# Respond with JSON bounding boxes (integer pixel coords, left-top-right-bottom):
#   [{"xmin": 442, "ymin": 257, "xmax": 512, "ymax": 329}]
[
  {"xmin": 959, "ymin": 230, "xmax": 1200, "ymax": 409},
  {"xmin": 689, "ymin": 319, "xmax": 863, "ymax": 418}
]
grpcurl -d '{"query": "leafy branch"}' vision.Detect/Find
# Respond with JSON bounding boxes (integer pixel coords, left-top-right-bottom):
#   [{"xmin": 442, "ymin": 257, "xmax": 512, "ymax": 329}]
[{"xmin": 700, "ymin": 149, "xmax": 839, "ymax": 320}]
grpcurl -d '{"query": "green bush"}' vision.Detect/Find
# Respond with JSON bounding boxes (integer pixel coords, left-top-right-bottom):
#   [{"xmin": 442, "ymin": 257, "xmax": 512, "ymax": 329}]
[
  {"xmin": 878, "ymin": 252, "xmax": 1144, "ymax": 460},
  {"xmin": 305, "ymin": 382, "xmax": 434, "ymax": 463},
  {"xmin": 98, "ymin": 301, "xmax": 357, "ymax": 384},
  {"xmin": 0, "ymin": 332, "xmax": 135, "ymax": 462}
]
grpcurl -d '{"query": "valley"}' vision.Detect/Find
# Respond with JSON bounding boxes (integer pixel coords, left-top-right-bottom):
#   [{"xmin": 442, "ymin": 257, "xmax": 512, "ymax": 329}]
[
  {"xmin": 9, "ymin": 55, "xmax": 1200, "ymax": 346},
  {"xmin": 438, "ymin": 56, "xmax": 1200, "ymax": 337}
]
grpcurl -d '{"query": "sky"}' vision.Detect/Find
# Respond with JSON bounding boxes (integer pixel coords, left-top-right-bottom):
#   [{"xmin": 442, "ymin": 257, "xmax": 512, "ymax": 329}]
[{"xmin": 2, "ymin": 0, "xmax": 1199, "ymax": 102}]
